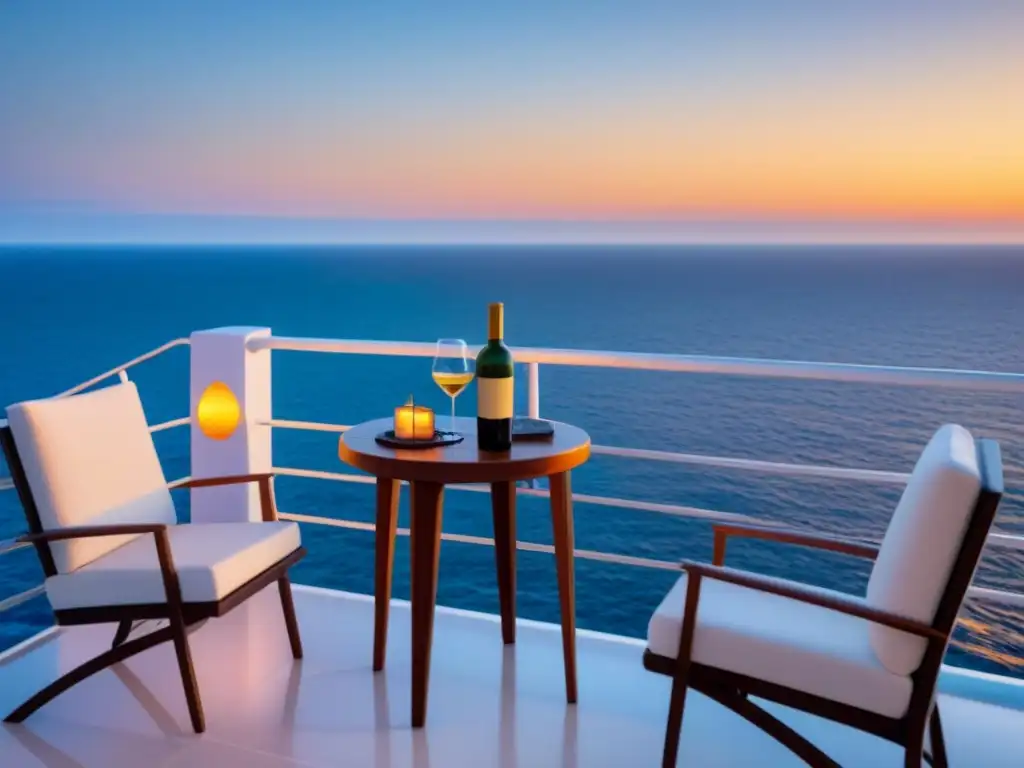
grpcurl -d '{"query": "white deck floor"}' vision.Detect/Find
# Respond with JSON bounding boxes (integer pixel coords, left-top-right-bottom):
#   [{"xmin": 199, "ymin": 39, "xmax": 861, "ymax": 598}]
[{"xmin": 0, "ymin": 584, "xmax": 1022, "ymax": 767}]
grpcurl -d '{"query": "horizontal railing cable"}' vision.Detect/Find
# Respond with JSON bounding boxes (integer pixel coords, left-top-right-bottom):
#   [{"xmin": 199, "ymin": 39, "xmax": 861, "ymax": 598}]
[
  {"xmin": 279, "ymin": 511, "xmax": 727, "ymax": 572},
  {"xmin": 277, "ymin": 511, "xmax": 1024, "ymax": 608},
  {"xmin": 966, "ymin": 586, "xmax": 1024, "ymax": 608},
  {"xmin": 250, "ymin": 336, "xmax": 1024, "ymax": 393},
  {"xmin": 263, "ymin": 418, "xmax": 350, "ymax": 434},
  {"xmin": 0, "ymin": 585, "xmax": 45, "ymax": 614},
  {"xmin": 271, "ymin": 466, "xmax": 760, "ymax": 524},
  {"xmin": 261, "ymin": 418, "xmax": 915, "ymax": 485},
  {"xmin": 589, "ymin": 444, "xmax": 910, "ymax": 484},
  {"xmin": 149, "ymin": 417, "xmax": 190, "ymax": 433},
  {"xmin": 271, "ymin": 466, "xmax": 1024, "ymax": 552},
  {"xmin": 0, "ymin": 538, "xmax": 29, "ymax": 557},
  {"xmin": 988, "ymin": 533, "xmax": 1024, "ymax": 552},
  {"xmin": 57, "ymin": 337, "xmax": 190, "ymax": 398}
]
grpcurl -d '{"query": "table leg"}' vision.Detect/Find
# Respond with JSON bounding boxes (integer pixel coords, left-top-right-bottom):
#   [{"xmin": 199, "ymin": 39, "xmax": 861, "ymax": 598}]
[
  {"xmin": 374, "ymin": 478, "xmax": 401, "ymax": 672},
  {"xmin": 549, "ymin": 471, "xmax": 577, "ymax": 704},
  {"xmin": 410, "ymin": 481, "xmax": 444, "ymax": 728},
  {"xmin": 491, "ymin": 481, "xmax": 517, "ymax": 644}
]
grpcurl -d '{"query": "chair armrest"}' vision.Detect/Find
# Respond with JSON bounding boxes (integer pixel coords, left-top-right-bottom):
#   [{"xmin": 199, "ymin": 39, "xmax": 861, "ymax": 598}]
[
  {"xmin": 178, "ymin": 473, "xmax": 278, "ymax": 522},
  {"xmin": 20, "ymin": 524, "xmax": 186, "ymax": 607},
  {"xmin": 18, "ymin": 523, "xmax": 170, "ymax": 544},
  {"xmin": 711, "ymin": 523, "xmax": 878, "ymax": 566},
  {"xmin": 679, "ymin": 560, "xmax": 943, "ymax": 640},
  {"xmin": 179, "ymin": 472, "xmax": 275, "ymax": 489}
]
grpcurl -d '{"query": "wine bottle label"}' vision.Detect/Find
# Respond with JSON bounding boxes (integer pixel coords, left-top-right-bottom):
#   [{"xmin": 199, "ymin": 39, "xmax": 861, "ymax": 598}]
[{"xmin": 477, "ymin": 376, "xmax": 514, "ymax": 419}]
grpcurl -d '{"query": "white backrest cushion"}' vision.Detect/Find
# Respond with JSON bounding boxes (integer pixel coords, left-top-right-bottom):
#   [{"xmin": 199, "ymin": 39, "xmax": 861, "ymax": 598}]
[
  {"xmin": 6, "ymin": 381, "xmax": 177, "ymax": 573},
  {"xmin": 866, "ymin": 424, "xmax": 981, "ymax": 676}
]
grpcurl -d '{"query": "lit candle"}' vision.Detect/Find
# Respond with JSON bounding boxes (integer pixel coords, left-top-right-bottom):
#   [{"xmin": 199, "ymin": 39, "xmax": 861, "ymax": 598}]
[{"xmin": 394, "ymin": 398, "xmax": 435, "ymax": 441}]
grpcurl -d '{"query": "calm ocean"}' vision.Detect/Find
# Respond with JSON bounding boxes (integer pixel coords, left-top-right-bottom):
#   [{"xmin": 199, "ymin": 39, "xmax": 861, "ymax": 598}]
[{"xmin": 1, "ymin": 245, "xmax": 1022, "ymax": 677}]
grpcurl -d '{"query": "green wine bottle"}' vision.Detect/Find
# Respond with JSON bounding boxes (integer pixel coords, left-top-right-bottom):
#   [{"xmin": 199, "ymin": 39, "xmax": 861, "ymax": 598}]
[{"xmin": 476, "ymin": 302, "xmax": 514, "ymax": 452}]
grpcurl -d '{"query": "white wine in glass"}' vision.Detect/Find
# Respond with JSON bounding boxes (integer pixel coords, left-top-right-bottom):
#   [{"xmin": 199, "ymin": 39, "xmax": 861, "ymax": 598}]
[{"xmin": 432, "ymin": 339, "xmax": 474, "ymax": 433}]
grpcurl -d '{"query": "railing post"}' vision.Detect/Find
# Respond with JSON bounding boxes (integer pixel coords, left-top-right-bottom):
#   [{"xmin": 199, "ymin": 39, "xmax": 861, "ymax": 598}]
[
  {"xmin": 189, "ymin": 327, "xmax": 272, "ymax": 523},
  {"xmin": 525, "ymin": 362, "xmax": 544, "ymax": 489},
  {"xmin": 527, "ymin": 362, "xmax": 540, "ymax": 419}
]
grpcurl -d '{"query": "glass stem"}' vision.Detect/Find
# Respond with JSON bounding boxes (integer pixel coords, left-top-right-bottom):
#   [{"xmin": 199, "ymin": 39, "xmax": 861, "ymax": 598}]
[{"xmin": 451, "ymin": 396, "xmax": 456, "ymax": 432}]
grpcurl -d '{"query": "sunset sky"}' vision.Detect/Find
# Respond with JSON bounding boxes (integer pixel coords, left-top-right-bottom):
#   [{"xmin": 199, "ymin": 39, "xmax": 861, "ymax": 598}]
[{"xmin": 1, "ymin": 1, "xmax": 1022, "ymax": 243}]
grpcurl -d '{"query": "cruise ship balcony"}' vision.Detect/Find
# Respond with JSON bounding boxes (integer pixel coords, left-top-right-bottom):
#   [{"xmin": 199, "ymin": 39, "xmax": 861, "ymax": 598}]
[
  {"xmin": 1, "ymin": 584, "xmax": 1023, "ymax": 768},
  {"xmin": 1, "ymin": 327, "xmax": 1023, "ymax": 767}
]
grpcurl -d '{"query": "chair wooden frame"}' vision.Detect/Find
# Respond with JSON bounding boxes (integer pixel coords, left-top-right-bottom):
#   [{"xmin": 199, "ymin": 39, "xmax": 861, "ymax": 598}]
[
  {"xmin": 0, "ymin": 424, "xmax": 306, "ymax": 734},
  {"xmin": 643, "ymin": 438, "xmax": 1003, "ymax": 768}
]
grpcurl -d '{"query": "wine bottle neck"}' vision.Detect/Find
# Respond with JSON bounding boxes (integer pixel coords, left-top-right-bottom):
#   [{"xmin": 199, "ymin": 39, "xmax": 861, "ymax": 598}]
[{"xmin": 487, "ymin": 303, "xmax": 504, "ymax": 342}]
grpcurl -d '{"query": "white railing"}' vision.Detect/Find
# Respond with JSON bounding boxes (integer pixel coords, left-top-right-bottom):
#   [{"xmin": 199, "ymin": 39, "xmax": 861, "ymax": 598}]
[
  {"xmin": 269, "ymin": 464, "xmax": 760, "ymax": 525},
  {"xmin": 0, "ymin": 585, "xmax": 44, "ymax": 614},
  {"xmin": 56, "ymin": 337, "xmax": 190, "ymax": 398},
  {"xmin": 2, "ymin": 333, "xmax": 1023, "ymax": 622},
  {"xmin": 0, "ymin": 539, "xmax": 30, "ymax": 557},
  {"xmin": 277, "ymin": 510, "xmax": 689, "ymax": 572},
  {"xmin": 249, "ymin": 335, "xmax": 1024, "ymax": 392},
  {"xmin": 277, "ymin": 509, "xmax": 1024, "ymax": 609},
  {"xmin": 251, "ymin": 334, "xmax": 1024, "ymax": 611},
  {"xmin": 149, "ymin": 417, "xmax": 191, "ymax": 433},
  {"xmin": 262, "ymin": 418, "xmax": 913, "ymax": 485}
]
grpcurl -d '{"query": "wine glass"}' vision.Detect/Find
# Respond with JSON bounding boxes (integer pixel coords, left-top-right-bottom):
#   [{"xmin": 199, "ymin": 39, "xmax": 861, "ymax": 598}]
[{"xmin": 432, "ymin": 339, "xmax": 474, "ymax": 434}]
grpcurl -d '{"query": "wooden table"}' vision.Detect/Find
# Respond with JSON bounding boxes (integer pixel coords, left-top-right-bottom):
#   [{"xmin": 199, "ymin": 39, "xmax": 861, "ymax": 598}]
[{"xmin": 338, "ymin": 416, "xmax": 591, "ymax": 727}]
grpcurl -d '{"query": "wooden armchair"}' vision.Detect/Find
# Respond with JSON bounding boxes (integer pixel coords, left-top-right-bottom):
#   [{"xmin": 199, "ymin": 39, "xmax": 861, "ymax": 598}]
[
  {"xmin": 0, "ymin": 381, "xmax": 306, "ymax": 733},
  {"xmin": 642, "ymin": 424, "xmax": 1003, "ymax": 767}
]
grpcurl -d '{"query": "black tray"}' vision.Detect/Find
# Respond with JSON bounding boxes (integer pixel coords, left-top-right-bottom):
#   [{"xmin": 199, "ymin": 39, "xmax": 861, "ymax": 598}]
[
  {"xmin": 374, "ymin": 430, "xmax": 465, "ymax": 449},
  {"xmin": 511, "ymin": 418, "xmax": 555, "ymax": 441}
]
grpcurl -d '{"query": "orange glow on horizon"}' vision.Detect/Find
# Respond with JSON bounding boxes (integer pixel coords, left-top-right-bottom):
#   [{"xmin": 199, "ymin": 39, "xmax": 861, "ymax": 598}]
[
  {"xmin": 4, "ymin": 3, "xmax": 1023, "ymax": 240},
  {"xmin": 52, "ymin": 38, "xmax": 1023, "ymax": 231},
  {"xmin": 88, "ymin": 104, "xmax": 1024, "ymax": 227}
]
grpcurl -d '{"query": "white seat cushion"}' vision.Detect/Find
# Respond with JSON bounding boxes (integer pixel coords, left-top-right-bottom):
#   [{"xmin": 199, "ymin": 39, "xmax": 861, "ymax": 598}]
[
  {"xmin": 647, "ymin": 573, "xmax": 913, "ymax": 719},
  {"xmin": 45, "ymin": 522, "xmax": 301, "ymax": 610},
  {"xmin": 6, "ymin": 382, "xmax": 177, "ymax": 573},
  {"xmin": 866, "ymin": 424, "xmax": 981, "ymax": 676}
]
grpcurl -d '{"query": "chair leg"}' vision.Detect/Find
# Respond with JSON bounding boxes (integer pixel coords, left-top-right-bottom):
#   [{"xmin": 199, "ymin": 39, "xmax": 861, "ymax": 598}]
[
  {"xmin": 703, "ymin": 684, "xmax": 841, "ymax": 768},
  {"xmin": 278, "ymin": 575, "xmax": 304, "ymax": 659},
  {"xmin": 5, "ymin": 625, "xmax": 177, "ymax": 724},
  {"xmin": 111, "ymin": 619, "xmax": 134, "ymax": 649},
  {"xmin": 929, "ymin": 704, "xmax": 949, "ymax": 768},
  {"xmin": 661, "ymin": 573, "xmax": 706, "ymax": 767},
  {"xmin": 905, "ymin": 699, "xmax": 945, "ymax": 768},
  {"xmin": 662, "ymin": 670, "xmax": 691, "ymax": 768},
  {"xmin": 168, "ymin": 612, "xmax": 205, "ymax": 733}
]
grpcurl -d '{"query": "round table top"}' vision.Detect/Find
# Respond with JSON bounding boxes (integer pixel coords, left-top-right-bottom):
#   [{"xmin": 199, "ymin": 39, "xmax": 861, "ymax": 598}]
[{"xmin": 338, "ymin": 416, "xmax": 591, "ymax": 484}]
